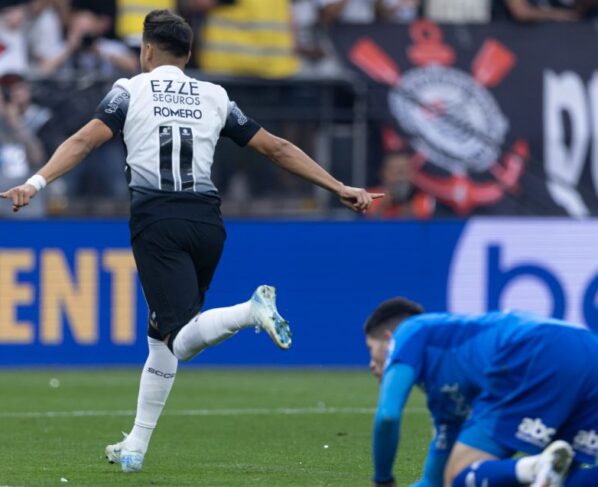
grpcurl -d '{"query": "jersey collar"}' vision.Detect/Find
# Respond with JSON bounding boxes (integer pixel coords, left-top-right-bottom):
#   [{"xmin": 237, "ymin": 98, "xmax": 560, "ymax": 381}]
[{"xmin": 151, "ymin": 65, "xmax": 184, "ymax": 75}]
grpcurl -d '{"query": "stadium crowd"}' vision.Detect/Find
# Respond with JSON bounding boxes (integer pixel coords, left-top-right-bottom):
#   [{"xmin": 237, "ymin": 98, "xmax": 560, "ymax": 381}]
[{"xmin": 0, "ymin": 0, "xmax": 596, "ymax": 218}]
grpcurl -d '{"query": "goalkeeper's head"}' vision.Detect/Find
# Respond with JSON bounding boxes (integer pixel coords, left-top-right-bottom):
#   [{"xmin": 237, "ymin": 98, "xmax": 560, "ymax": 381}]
[{"xmin": 364, "ymin": 297, "xmax": 424, "ymax": 381}]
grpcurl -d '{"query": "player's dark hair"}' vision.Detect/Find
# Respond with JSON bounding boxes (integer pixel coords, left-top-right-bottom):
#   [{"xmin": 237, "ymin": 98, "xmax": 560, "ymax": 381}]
[
  {"xmin": 364, "ymin": 297, "xmax": 424, "ymax": 337},
  {"xmin": 143, "ymin": 10, "xmax": 192, "ymax": 58}
]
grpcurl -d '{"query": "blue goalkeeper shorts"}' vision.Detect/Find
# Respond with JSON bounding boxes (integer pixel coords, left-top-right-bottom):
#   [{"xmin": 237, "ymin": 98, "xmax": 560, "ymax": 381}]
[{"xmin": 457, "ymin": 326, "xmax": 598, "ymax": 465}]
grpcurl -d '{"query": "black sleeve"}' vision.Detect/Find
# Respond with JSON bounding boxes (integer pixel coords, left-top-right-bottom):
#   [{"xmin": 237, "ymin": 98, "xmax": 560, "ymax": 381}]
[
  {"xmin": 220, "ymin": 101, "xmax": 261, "ymax": 146},
  {"xmin": 93, "ymin": 86, "xmax": 130, "ymax": 135}
]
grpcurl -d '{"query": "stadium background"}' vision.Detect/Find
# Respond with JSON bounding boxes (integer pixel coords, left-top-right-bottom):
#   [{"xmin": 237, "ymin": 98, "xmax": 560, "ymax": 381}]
[{"xmin": 1, "ymin": 0, "xmax": 597, "ymax": 367}]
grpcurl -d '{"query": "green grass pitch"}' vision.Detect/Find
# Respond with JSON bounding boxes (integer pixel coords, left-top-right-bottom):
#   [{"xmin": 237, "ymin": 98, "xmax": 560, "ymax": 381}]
[{"xmin": 0, "ymin": 369, "xmax": 430, "ymax": 486}]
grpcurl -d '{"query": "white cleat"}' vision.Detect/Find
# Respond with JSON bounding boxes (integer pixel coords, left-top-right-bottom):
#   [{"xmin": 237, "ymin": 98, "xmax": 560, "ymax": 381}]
[
  {"xmin": 250, "ymin": 285, "xmax": 292, "ymax": 349},
  {"xmin": 531, "ymin": 440, "xmax": 574, "ymax": 487},
  {"xmin": 119, "ymin": 450, "xmax": 144, "ymax": 473},
  {"xmin": 105, "ymin": 433, "xmax": 144, "ymax": 473},
  {"xmin": 105, "ymin": 432, "xmax": 127, "ymax": 464}
]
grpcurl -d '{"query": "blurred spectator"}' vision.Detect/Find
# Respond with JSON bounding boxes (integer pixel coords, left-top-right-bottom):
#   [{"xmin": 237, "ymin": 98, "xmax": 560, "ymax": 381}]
[
  {"xmin": 424, "ymin": 0, "xmax": 491, "ymax": 22},
  {"xmin": 39, "ymin": 9, "xmax": 138, "ymax": 76},
  {"xmin": 3, "ymin": 73, "xmax": 52, "ymax": 144},
  {"xmin": 62, "ymin": 137, "xmax": 129, "ymax": 216},
  {"xmin": 27, "ymin": 0, "xmax": 69, "ymax": 73},
  {"xmin": 367, "ymin": 152, "xmax": 434, "ymax": 219},
  {"xmin": 0, "ymin": 4, "xmax": 28, "ymax": 77},
  {"xmin": 380, "ymin": 0, "xmax": 420, "ymax": 22},
  {"xmin": 317, "ymin": 0, "xmax": 420, "ymax": 25},
  {"xmin": 115, "ymin": 0, "xmax": 176, "ymax": 47},
  {"xmin": 494, "ymin": 0, "xmax": 579, "ymax": 21},
  {"xmin": 292, "ymin": 0, "xmax": 344, "ymax": 76},
  {"xmin": 71, "ymin": 0, "xmax": 118, "ymax": 39},
  {"xmin": 180, "ymin": 0, "xmax": 235, "ymax": 68},
  {"xmin": 0, "ymin": 73, "xmax": 47, "ymax": 218},
  {"xmin": 48, "ymin": 0, "xmax": 70, "ymax": 28},
  {"xmin": 318, "ymin": 0, "xmax": 382, "ymax": 24},
  {"xmin": 198, "ymin": 0, "xmax": 300, "ymax": 78}
]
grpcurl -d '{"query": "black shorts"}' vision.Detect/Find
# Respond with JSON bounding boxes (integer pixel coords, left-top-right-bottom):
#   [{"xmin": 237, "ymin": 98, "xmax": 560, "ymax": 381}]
[{"xmin": 131, "ymin": 218, "xmax": 226, "ymax": 341}]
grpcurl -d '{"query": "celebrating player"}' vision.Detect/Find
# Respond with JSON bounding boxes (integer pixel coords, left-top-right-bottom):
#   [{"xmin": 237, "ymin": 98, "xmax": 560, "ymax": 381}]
[
  {"xmin": 364, "ymin": 297, "xmax": 598, "ymax": 487},
  {"xmin": 0, "ymin": 9, "xmax": 383, "ymax": 473}
]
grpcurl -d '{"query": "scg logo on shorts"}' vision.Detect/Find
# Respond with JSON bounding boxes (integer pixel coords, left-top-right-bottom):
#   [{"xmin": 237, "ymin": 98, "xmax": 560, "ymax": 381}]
[
  {"xmin": 448, "ymin": 220, "xmax": 598, "ymax": 332},
  {"xmin": 516, "ymin": 417, "xmax": 556, "ymax": 448}
]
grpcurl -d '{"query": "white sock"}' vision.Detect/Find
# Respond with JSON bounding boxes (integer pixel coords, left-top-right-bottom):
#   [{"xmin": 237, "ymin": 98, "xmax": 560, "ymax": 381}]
[
  {"xmin": 173, "ymin": 302, "xmax": 253, "ymax": 361},
  {"xmin": 125, "ymin": 337, "xmax": 178, "ymax": 454},
  {"xmin": 515, "ymin": 454, "xmax": 541, "ymax": 483}
]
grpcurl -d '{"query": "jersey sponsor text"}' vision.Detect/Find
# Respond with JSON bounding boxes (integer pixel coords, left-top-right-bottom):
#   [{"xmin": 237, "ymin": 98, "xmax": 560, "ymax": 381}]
[{"xmin": 516, "ymin": 417, "xmax": 556, "ymax": 448}]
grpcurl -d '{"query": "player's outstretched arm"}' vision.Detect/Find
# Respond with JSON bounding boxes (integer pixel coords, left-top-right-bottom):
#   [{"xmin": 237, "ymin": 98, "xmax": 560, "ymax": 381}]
[
  {"xmin": 412, "ymin": 425, "xmax": 460, "ymax": 487},
  {"xmin": 247, "ymin": 128, "xmax": 383, "ymax": 213},
  {"xmin": 372, "ymin": 363, "xmax": 416, "ymax": 487},
  {"xmin": 0, "ymin": 119, "xmax": 113, "ymax": 212}
]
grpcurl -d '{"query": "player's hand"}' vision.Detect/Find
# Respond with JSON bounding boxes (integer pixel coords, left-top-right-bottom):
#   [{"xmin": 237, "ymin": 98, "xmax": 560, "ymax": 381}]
[
  {"xmin": 0, "ymin": 184, "xmax": 38, "ymax": 212},
  {"xmin": 336, "ymin": 185, "xmax": 384, "ymax": 213}
]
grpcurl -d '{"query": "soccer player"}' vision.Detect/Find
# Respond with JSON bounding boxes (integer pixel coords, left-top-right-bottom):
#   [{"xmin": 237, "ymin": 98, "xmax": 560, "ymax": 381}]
[
  {"xmin": 364, "ymin": 297, "xmax": 598, "ymax": 487},
  {"xmin": 0, "ymin": 10, "xmax": 383, "ymax": 473}
]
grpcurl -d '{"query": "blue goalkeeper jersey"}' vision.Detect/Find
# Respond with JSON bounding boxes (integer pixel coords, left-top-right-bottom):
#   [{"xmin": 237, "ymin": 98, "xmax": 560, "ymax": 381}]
[
  {"xmin": 385, "ymin": 310, "xmax": 583, "ymax": 425},
  {"xmin": 373, "ymin": 310, "xmax": 594, "ymax": 485}
]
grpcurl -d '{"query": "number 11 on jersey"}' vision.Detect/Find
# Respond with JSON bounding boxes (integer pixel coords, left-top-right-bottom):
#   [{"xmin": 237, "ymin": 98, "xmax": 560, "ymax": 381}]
[{"xmin": 159, "ymin": 125, "xmax": 194, "ymax": 191}]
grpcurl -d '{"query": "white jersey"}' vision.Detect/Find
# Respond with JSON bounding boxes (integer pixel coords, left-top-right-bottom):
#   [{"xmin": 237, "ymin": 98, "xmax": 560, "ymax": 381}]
[{"xmin": 95, "ymin": 64, "xmax": 259, "ymax": 195}]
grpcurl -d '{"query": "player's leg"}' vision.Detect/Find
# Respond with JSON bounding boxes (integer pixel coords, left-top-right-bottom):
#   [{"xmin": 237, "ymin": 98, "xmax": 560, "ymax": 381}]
[
  {"xmin": 555, "ymin": 397, "xmax": 598, "ymax": 486},
  {"xmin": 565, "ymin": 466, "xmax": 598, "ymax": 486},
  {"xmin": 171, "ymin": 222, "xmax": 291, "ymax": 361},
  {"xmin": 444, "ymin": 442, "xmax": 500, "ymax": 485},
  {"xmin": 447, "ymin": 393, "xmax": 575, "ymax": 487},
  {"xmin": 557, "ymin": 346, "xmax": 598, "ymax": 486},
  {"xmin": 106, "ymin": 220, "xmax": 204, "ymax": 471},
  {"xmin": 172, "ymin": 284, "xmax": 292, "ymax": 360},
  {"xmin": 445, "ymin": 436, "xmax": 520, "ymax": 487},
  {"xmin": 449, "ymin": 441, "xmax": 574, "ymax": 487},
  {"xmin": 106, "ymin": 334, "xmax": 178, "ymax": 472},
  {"xmin": 452, "ymin": 329, "xmax": 590, "ymax": 486}
]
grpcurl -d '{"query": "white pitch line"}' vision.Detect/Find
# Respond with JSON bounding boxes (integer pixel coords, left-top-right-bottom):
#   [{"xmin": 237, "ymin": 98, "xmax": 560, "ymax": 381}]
[{"xmin": 0, "ymin": 406, "xmax": 428, "ymax": 419}]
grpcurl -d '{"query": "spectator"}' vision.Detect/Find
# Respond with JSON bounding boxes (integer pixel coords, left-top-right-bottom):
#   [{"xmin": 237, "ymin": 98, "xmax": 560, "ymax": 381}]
[
  {"xmin": 0, "ymin": 4, "xmax": 28, "ymax": 77},
  {"xmin": 48, "ymin": 0, "xmax": 71, "ymax": 29},
  {"xmin": 39, "ymin": 9, "xmax": 138, "ymax": 76},
  {"xmin": 3, "ymin": 73, "xmax": 52, "ymax": 146},
  {"xmin": 179, "ymin": 0, "xmax": 231, "ymax": 68},
  {"xmin": 495, "ymin": 0, "xmax": 579, "ymax": 21},
  {"xmin": 27, "ymin": 0, "xmax": 68, "ymax": 74},
  {"xmin": 198, "ymin": 0, "xmax": 300, "ymax": 78},
  {"xmin": 115, "ymin": 0, "xmax": 176, "ymax": 47},
  {"xmin": 318, "ymin": 0, "xmax": 384, "ymax": 24},
  {"xmin": 380, "ymin": 0, "xmax": 420, "ymax": 22},
  {"xmin": 71, "ymin": 0, "xmax": 116, "ymax": 36},
  {"xmin": 62, "ymin": 135, "xmax": 130, "ymax": 216},
  {"xmin": 0, "ymin": 73, "xmax": 46, "ymax": 218},
  {"xmin": 424, "ymin": 0, "xmax": 492, "ymax": 22},
  {"xmin": 367, "ymin": 152, "xmax": 434, "ymax": 219},
  {"xmin": 292, "ymin": 0, "xmax": 344, "ymax": 76}
]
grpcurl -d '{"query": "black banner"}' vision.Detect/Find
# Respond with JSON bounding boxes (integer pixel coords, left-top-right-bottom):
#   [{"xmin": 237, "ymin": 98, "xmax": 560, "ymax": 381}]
[{"xmin": 333, "ymin": 21, "xmax": 598, "ymax": 216}]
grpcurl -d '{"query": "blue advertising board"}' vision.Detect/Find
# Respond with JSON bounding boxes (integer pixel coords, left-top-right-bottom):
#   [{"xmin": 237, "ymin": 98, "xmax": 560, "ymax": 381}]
[{"xmin": 0, "ymin": 219, "xmax": 597, "ymax": 366}]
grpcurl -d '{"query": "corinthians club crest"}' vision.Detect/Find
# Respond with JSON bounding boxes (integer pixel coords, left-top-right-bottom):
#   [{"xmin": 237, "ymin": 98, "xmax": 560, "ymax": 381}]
[{"xmin": 350, "ymin": 21, "xmax": 530, "ymax": 215}]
